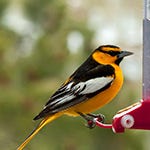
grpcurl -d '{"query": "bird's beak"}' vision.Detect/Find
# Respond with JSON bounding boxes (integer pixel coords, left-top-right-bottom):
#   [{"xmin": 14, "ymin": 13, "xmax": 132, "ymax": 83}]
[{"xmin": 118, "ymin": 51, "xmax": 133, "ymax": 59}]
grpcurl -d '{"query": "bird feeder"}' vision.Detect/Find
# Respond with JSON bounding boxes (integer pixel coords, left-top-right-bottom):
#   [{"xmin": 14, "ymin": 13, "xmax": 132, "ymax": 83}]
[{"xmin": 95, "ymin": 0, "xmax": 150, "ymax": 132}]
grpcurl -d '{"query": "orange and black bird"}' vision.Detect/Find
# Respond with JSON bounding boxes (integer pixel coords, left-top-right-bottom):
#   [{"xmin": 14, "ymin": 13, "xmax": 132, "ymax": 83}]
[{"xmin": 18, "ymin": 45, "xmax": 133, "ymax": 149}]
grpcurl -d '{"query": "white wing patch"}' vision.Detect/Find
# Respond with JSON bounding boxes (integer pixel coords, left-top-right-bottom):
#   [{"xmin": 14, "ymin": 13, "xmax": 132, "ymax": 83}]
[{"xmin": 74, "ymin": 77, "xmax": 114, "ymax": 95}]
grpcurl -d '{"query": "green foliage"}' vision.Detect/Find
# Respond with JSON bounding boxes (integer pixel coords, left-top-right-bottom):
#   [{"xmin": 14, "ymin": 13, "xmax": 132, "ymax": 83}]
[
  {"xmin": 23, "ymin": 0, "xmax": 66, "ymax": 33},
  {"xmin": 0, "ymin": 0, "xmax": 9, "ymax": 18}
]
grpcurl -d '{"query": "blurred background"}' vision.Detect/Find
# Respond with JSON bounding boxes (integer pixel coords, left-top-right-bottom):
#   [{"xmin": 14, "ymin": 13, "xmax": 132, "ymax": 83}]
[{"xmin": 0, "ymin": 0, "xmax": 146, "ymax": 149}]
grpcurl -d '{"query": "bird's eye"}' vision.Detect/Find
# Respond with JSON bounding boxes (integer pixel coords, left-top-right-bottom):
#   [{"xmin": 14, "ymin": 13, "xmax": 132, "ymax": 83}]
[{"xmin": 108, "ymin": 51, "xmax": 120, "ymax": 56}]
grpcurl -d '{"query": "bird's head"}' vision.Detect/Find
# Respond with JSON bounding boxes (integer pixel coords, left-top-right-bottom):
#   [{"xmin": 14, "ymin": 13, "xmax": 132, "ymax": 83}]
[{"xmin": 92, "ymin": 45, "xmax": 133, "ymax": 65}]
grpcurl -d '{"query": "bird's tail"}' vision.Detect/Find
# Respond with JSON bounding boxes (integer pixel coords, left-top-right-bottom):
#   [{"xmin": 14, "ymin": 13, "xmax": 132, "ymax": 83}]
[{"xmin": 17, "ymin": 113, "xmax": 62, "ymax": 150}]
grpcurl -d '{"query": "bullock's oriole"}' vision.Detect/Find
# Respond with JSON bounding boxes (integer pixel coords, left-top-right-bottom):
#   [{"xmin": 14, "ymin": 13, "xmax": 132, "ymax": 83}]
[{"xmin": 17, "ymin": 45, "xmax": 133, "ymax": 150}]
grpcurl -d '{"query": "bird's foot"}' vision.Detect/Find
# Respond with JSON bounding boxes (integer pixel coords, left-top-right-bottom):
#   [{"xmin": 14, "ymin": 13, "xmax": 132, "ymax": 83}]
[
  {"xmin": 87, "ymin": 113, "xmax": 105, "ymax": 123},
  {"xmin": 77, "ymin": 112, "xmax": 105, "ymax": 129}
]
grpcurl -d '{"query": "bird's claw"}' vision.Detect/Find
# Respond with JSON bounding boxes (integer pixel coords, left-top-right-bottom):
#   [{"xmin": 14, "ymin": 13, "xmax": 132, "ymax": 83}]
[
  {"xmin": 77, "ymin": 112, "xmax": 105, "ymax": 129},
  {"xmin": 87, "ymin": 113, "xmax": 105, "ymax": 123},
  {"xmin": 85, "ymin": 119, "xmax": 96, "ymax": 129}
]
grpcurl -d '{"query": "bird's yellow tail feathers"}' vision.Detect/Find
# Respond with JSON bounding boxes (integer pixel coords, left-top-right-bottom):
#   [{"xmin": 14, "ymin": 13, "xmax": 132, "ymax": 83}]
[{"xmin": 17, "ymin": 113, "xmax": 62, "ymax": 150}]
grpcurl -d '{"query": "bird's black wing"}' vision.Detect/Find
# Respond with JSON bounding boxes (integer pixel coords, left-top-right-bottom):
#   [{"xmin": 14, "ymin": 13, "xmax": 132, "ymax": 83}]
[{"xmin": 34, "ymin": 58, "xmax": 115, "ymax": 120}]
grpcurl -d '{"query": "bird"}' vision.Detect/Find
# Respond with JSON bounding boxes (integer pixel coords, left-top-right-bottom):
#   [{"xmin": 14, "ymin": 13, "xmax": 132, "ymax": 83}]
[{"xmin": 17, "ymin": 45, "xmax": 133, "ymax": 150}]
